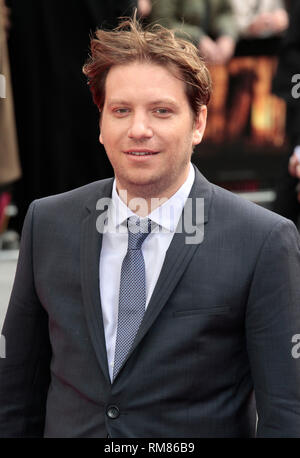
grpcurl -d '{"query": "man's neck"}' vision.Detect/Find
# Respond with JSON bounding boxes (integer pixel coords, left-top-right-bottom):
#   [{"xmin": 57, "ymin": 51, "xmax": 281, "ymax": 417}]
[{"xmin": 115, "ymin": 167, "xmax": 191, "ymax": 217}]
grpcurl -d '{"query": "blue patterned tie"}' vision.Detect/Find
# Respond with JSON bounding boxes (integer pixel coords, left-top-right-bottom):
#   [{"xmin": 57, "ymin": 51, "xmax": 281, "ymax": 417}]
[{"xmin": 113, "ymin": 216, "xmax": 151, "ymax": 380}]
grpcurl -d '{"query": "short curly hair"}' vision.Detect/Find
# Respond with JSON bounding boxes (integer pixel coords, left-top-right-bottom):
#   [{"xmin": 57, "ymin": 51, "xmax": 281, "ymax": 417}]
[{"xmin": 82, "ymin": 13, "xmax": 212, "ymax": 118}]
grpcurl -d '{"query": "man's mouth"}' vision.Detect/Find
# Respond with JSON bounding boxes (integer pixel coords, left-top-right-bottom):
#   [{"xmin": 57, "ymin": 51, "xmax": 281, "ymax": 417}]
[
  {"xmin": 125, "ymin": 151, "xmax": 159, "ymax": 156},
  {"xmin": 124, "ymin": 149, "xmax": 159, "ymax": 156}
]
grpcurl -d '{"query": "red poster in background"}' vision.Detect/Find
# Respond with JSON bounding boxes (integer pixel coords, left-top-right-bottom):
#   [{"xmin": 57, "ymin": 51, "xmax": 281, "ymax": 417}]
[{"xmin": 203, "ymin": 56, "xmax": 287, "ymax": 152}]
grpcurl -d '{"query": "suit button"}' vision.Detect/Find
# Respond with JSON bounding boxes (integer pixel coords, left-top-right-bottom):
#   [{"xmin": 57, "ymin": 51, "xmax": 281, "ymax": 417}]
[{"xmin": 106, "ymin": 405, "xmax": 120, "ymax": 419}]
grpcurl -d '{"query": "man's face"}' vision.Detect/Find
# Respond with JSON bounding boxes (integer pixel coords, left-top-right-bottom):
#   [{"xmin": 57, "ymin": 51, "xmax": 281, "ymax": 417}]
[{"xmin": 100, "ymin": 61, "xmax": 207, "ymax": 199}]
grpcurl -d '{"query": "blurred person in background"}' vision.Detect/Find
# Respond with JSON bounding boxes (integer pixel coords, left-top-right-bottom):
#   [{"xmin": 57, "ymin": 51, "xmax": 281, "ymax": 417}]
[
  {"xmin": 229, "ymin": 0, "xmax": 289, "ymax": 57},
  {"xmin": 149, "ymin": 0, "xmax": 238, "ymax": 65},
  {"xmin": 6, "ymin": 0, "xmax": 137, "ymax": 235},
  {"xmin": 0, "ymin": 0, "xmax": 21, "ymax": 242},
  {"xmin": 229, "ymin": 0, "xmax": 288, "ymax": 39},
  {"xmin": 218, "ymin": 0, "xmax": 289, "ymax": 148},
  {"xmin": 138, "ymin": 0, "xmax": 152, "ymax": 18},
  {"xmin": 272, "ymin": 0, "xmax": 300, "ymax": 226}
]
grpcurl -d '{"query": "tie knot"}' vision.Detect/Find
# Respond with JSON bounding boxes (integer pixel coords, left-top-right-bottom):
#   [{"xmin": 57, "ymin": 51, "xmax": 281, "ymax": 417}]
[{"xmin": 127, "ymin": 216, "xmax": 152, "ymax": 250}]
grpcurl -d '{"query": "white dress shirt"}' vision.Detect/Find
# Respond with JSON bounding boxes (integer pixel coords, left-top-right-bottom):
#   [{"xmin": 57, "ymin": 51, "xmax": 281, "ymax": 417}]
[{"xmin": 99, "ymin": 163, "xmax": 195, "ymax": 381}]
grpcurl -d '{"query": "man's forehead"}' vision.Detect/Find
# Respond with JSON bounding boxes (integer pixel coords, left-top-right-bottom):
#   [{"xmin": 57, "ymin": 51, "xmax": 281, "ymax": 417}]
[
  {"xmin": 104, "ymin": 61, "xmax": 187, "ymax": 103},
  {"xmin": 105, "ymin": 60, "xmax": 184, "ymax": 83}
]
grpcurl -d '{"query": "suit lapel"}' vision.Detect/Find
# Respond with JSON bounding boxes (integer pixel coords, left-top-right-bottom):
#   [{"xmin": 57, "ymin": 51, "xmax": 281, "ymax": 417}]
[
  {"xmin": 79, "ymin": 168, "xmax": 213, "ymax": 383},
  {"xmin": 80, "ymin": 179, "xmax": 114, "ymax": 385},
  {"xmin": 115, "ymin": 166, "xmax": 213, "ymax": 379}
]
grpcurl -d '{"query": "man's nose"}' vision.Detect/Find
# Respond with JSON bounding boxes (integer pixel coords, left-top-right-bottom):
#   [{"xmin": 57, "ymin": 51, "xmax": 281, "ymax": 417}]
[{"xmin": 128, "ymin": 114, "xmax": 153, "ymax": 139}]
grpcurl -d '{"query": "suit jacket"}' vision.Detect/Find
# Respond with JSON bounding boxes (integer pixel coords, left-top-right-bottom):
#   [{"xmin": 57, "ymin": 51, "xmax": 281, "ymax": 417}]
[{"xmin": 1, "ymin": 164, "xmax": 300, "ymax": 438}]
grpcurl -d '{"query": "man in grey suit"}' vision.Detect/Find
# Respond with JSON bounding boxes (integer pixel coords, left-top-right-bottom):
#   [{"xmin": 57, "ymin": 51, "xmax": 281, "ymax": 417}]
[{"xmin": 0, "ymin": 15, "xmax": 300, "ymax": 438}]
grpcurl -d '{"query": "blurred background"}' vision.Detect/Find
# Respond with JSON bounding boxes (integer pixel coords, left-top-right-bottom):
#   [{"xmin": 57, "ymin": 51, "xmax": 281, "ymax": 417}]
[{"xmin": 1, "ymin": 0, "xmax": 299, "ymax": 328}]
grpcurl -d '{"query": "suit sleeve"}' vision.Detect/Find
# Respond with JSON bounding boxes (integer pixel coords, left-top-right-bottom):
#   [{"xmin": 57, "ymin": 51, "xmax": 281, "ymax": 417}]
[
  {"xmin": 0, "ymin": 201, "xmax": 52, "ymax": 437},
  {"xmin": 246, "ymin": 218, "xmax": 300, "ymax": 437}
]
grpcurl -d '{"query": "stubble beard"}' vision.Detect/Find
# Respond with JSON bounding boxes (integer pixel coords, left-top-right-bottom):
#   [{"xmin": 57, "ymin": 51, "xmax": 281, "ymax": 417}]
[{"xmin": 116, "ymin": 154, "xmax": 191, "ymax": 201}]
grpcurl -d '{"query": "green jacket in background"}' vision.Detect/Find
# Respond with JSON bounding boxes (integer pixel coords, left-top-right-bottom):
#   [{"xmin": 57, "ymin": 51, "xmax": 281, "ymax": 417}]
[{"xmin": 149, "ymin": 0, "xmax": 238, "ymax": 45}]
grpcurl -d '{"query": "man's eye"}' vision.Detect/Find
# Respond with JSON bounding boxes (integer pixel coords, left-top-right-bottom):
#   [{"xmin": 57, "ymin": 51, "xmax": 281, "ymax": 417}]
[
  {"xmin": 154, "ymin": 108, "xmax": 171, "ymax": 115},
  {"xmin": 114, "ymin": 108, "xmax": 130, "ymax": 115}
]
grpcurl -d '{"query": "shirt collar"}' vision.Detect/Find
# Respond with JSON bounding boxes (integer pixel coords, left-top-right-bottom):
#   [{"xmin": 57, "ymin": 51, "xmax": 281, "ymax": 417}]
[{"xmin": 110, "ymin": 163, "xmax": 195, "ymax": 232}]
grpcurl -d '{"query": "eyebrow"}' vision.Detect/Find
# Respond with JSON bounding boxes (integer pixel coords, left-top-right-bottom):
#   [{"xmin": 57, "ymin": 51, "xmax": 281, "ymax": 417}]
[
  {"xmin": 149, "ymin": 99, "xmax": 179, "ymax": 108},
  {"xmin": 106, "ymin": 99, "xmax": 180, "ymax": 108}
]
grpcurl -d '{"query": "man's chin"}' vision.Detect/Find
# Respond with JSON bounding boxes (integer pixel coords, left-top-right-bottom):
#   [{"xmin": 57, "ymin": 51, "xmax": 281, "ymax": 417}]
[
  {"xmin": 119, "ymin": 173, "xmax": 168, "ymax": 195},
  {"xmin": 124, "ymin": 172, "xmax": 160, "ymax": 187}
]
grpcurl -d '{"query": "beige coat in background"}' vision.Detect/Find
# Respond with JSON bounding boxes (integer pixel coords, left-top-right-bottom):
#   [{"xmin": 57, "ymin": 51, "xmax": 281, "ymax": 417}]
[{"xmin": 0, "ymin": 0, "xmax": 21, "ymax": 187}]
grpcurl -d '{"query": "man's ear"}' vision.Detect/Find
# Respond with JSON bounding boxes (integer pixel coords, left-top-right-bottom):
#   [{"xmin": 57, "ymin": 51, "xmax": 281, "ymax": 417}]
[
  {"xmin": 99, "ymin": 131, "xmax": 103, "ymax": 145},
  {"xmin": 192, "ymin": 105, "xmax": 207, "ymax": 146},
  {"xmin": 99, "ymin": 112, "xmax": 103, "ymax": 144}
]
